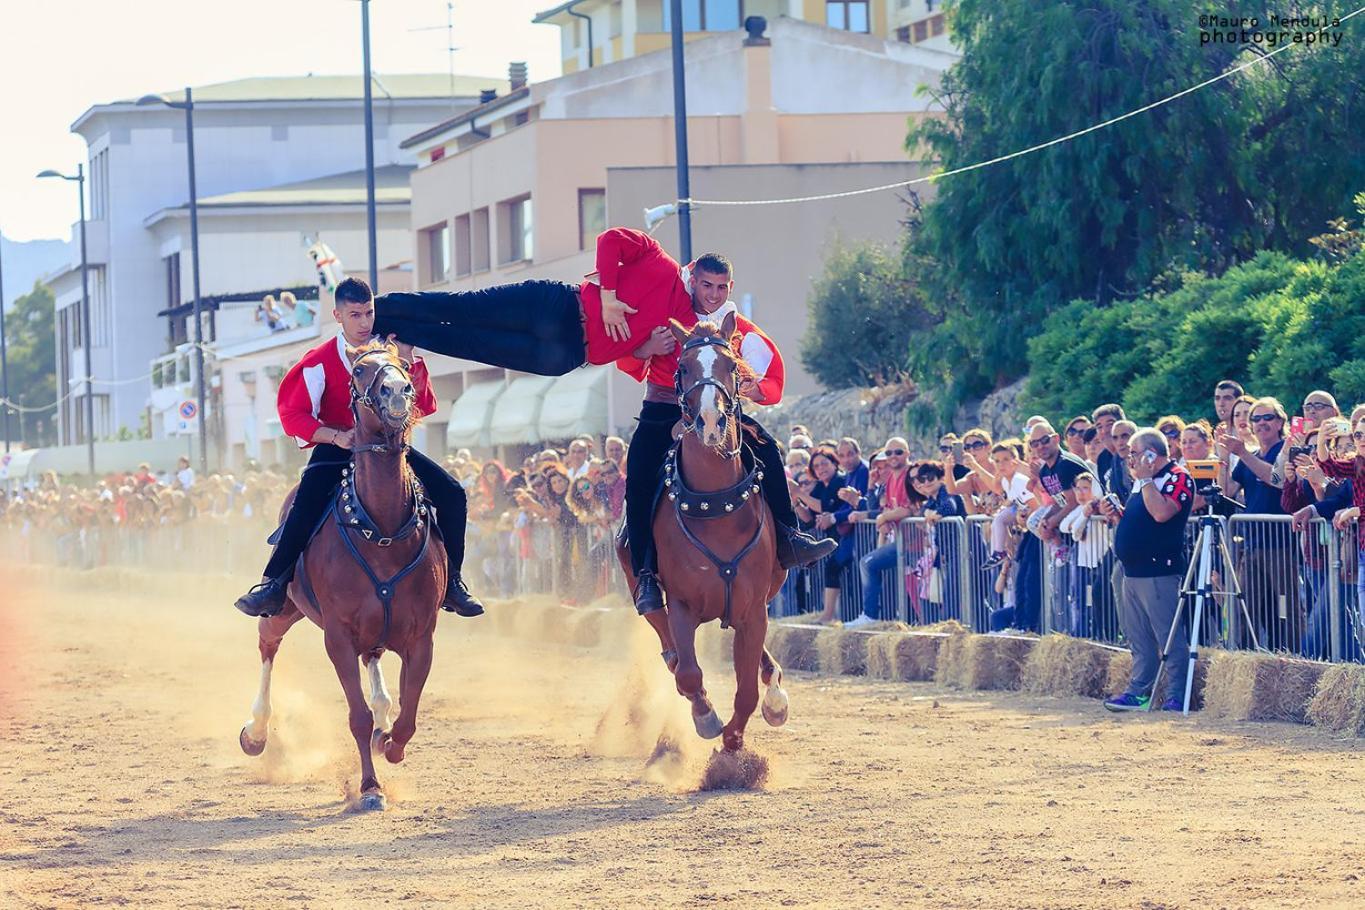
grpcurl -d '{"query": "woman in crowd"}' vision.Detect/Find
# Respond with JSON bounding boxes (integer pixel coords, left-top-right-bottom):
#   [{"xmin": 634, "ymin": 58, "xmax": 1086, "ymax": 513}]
[
  {"xmin": 1157, "ymin": 416, "xmax": 1186, "ymax": 462},
  {"xmin": 793, "ymin": 448, "xmax": 849, "ymax": 623}
]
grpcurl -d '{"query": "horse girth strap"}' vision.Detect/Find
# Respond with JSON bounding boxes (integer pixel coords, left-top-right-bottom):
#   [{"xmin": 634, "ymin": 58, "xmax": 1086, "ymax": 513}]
[{"xmin": 665, "ymin": 442, "xmax": 768, "ymax": 630}]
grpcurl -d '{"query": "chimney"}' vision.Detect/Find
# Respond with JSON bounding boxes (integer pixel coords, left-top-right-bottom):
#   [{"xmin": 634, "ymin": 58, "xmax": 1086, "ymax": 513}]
[
  {"xmin": 479, "ymin": 88, "xmax": 497, "ymax": 104},
  {"xmin": 509, "ymin": 61, "xmax": 528, "ymax": 91}
]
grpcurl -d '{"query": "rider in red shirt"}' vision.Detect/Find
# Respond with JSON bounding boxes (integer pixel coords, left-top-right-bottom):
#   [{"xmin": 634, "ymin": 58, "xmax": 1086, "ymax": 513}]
[
  {"xmin": 611, "ymin": 253, "xmax": 834, "ymax": 613},
  {"xmin": 369, "ymin": 232, "xmax": 834, "ymax": 613},
  {"xmin": 233, "ymin": 277, "xmax": 484, "ymax": 619}
]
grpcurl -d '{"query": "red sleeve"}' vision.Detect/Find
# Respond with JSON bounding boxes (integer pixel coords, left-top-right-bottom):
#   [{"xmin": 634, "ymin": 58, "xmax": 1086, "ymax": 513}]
[
  {"xmin": 1319, "ymin": 455, "xmax": 1360, "ymax": 479},
  {"xmin": 595, "ymin": 227, "xmax": 659, "ymax": 292},
  {"xmin": 1282, "ymin": 477, "xmax": 1311, "ymax": 513},
  {"xmin": 756, "ymin": 342, "xmax": 784, "ymax": 405},
  {"xmin": 410, "ymin": 357, "xmax": 438, "ymax": 418},
  {"xmin": 614, "ymin": 354, "xmax": 649, "ymax": 383},
  {"xmin": 277, "ymin": 358, "xmax": 322, "ymax": 443}
]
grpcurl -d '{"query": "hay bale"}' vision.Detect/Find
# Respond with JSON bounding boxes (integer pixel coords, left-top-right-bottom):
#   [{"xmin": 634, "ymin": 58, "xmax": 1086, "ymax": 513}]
[
  {"xmin": 766, "ymin": 623, "xmax": 821, "ymax": 672},
  {"xmin": 1020, "ymin": 635, "xmax": 1115, "ymax": 699},
  {"xmin": 1104, "ymin": 650, "xmax": 1133, "ymax": 696},
  {"xmin": 1202, "ymin": 652, "xmax": 1327, "ymax": 724},
  {"xmin": 565, "ymin": 608, "xmax": 609, "ymax": 648},
  {"xmin": 865, "ymin": 633, "xmax": 897, "ymax": 679},
  {"xmin": 1307, "ymin": 664, "xmax": 1365, "ymax": 735},
  {"xmin": 695, "ymin": 623, "xmax": 734, "ymax": 668},
  {"xmin": 936, "ymin": 632, "xmax": 1035, "ymax": 691},
  {"xmin": 866, "ymin": 632, "xmax": 943, "ymax": 681},
  {"xmin": 815, "ymin": 627, "xmax": 871, "ymax": 676}
]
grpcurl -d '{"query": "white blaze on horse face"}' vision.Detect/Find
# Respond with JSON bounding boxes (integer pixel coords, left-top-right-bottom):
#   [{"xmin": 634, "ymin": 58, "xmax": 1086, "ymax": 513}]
[
  {"xmin": 244, "ymin": 658, "xmax": 273, "ymax": 743},
  {"xmin": 694, "ymin": 344, "xmax": 724, "ymax": 444},
  {"xmin": 366, "ymin": 655, "xmax": 393, "ymax": 733}
]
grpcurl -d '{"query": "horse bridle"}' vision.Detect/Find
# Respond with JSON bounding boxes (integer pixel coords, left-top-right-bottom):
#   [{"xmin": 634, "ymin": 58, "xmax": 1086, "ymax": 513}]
[
  {"xmin": 349, "ymin": 349, "xmax": 414, "ymax": 456},
  {"xmin": 674, "ymin": 333, "xmax": 742, "ymax": 453}
]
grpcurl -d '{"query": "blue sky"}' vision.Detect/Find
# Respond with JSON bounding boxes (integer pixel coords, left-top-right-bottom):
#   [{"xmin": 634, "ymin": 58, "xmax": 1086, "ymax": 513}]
[{"xmin": 0, "ymin": 0, "xmax": 563, "ymax": 242}]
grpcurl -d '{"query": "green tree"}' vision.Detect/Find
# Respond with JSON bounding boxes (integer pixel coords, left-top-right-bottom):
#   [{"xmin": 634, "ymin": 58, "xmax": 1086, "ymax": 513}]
[
  {"xmin": 907, "ymin": 0, "xmax": 1365, "ymax": 409},
  {"xmin": 4, "ymin": 281, "xmax": 57, "ymax": 446},
  {"xmin": 801, "ymin": 240, "xmax": 934, "ymax": 388}
]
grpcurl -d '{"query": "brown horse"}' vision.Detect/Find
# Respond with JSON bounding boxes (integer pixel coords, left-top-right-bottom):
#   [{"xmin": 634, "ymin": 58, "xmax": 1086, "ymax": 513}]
[
  {"xmin": 238, "ymin": 341, "xmax": 446, "ymax": 810},
  {"xmin": 619, "ymin": 314, "xmax": 790, "ymax": 753}
]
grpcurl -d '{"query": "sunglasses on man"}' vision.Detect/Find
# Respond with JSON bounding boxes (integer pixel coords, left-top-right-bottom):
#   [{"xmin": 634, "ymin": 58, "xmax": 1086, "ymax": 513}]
[
  {"xmin": 964, "ymin": 440, "xmax": 988, "ymax": 450},
  {"xmin": 1027, "ymin": 434, "xmax": 1053, "ymax": 448},
  {"xmin": 885, "ymin": 448, "xmax": 906, "ymax": 457},
  {"xmin": 1250, "ymin": 413, "xmax": 1281, "ymax": 424},
  {"xmin": 1303, "ymin": 401, "xmax": 1334, "ymax": 413}
]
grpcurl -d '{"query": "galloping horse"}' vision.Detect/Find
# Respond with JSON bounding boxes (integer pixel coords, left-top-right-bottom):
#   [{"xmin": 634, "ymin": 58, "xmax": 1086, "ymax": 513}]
[
  {"xmin": 618, "ymin": 314, "xmax": 790, "ymax": 753},
  {"xmin": 238, "ymin": 341, "xmax": 446, "ymax": 810}
]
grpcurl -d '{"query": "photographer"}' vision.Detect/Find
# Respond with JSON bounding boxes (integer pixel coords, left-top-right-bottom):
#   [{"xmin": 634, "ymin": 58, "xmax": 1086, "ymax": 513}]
[{"xmin": 1104, "ymin": 429, "xmax": 1195, "ymax": 713}]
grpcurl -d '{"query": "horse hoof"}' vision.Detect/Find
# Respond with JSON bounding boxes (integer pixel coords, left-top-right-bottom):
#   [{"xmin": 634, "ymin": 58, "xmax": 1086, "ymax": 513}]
[
  {"xmin": 358, "ymin": 791, "xmax": 386, "ymax": 812},
  {"xmin": 370, "ymin": 728, "xmax": 388, "ymax": 757},
  {"xmin": 384, "ymin": 742, "xmax": 406, "ymax": 765},
  {"xmin": 693, "ymin": 709, "xmax": 724, "ymax": 740},
  {"xmin": 239, "ymin": 726, "xmax": 266, "ymax": 756},
  {"xmin": 762, "ymin": 688, "xmax": 789, "ymax": 727}
]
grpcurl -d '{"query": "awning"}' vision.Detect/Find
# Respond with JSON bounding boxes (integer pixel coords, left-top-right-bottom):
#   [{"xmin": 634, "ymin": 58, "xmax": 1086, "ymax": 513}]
[
  {"xmin": 488, "ymin": 375, "xmax": 556, "ymax": 446},
  {"xmin": 445, "ymin": 379, "xmax": 508, "ymax": 449},
  {"xmin": 0, "ymin": 449, "xmax": 39, "ymax": 483},
  {"xmin": 536, "ymin": 365, "xmax": 611, "ymax": 441}
]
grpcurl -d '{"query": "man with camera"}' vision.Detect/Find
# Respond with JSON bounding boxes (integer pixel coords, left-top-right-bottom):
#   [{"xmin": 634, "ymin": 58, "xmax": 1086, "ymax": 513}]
[{"xmin": 1104, "ymin": 429, "xmax": 1195, "ymax": 712}]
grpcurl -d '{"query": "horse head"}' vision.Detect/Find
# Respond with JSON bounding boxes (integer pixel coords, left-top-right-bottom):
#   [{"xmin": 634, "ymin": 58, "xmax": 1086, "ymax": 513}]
[
  {"xmin": 670, "ymin": 311, "xmax": 742, "ymax": 452},
  {"xmin": 346, "ymin": 341, "xmax": 416, "ymax": 449}
]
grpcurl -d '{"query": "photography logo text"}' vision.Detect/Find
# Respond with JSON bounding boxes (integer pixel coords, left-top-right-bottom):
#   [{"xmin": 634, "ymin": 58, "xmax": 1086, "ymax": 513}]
[{"xmin": 1198, "ymin": 13, "xmax": 1345, "ymax": 48}]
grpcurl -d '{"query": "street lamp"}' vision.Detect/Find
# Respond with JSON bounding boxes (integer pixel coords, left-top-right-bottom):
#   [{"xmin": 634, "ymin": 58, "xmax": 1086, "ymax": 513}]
[
  {"xmin": 138, "ymin": 88, "xmax": 208, "ymax": 476},
  {"xmin": 669, "ymin": 0, "xmax": 693, "ymax": 262},
  {"xmin": 361, "ymin": 0, "xmax": 379, "ymax": 290},
  {"xmin": 36, "ymin": 166, "xmax": 95, "ymax": 477}
]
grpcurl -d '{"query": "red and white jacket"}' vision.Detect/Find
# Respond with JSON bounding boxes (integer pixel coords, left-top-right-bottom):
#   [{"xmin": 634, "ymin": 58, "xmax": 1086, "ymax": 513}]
[
  {"xmin": 277, "ymin": 334, "xmax": 438, "ymax": 447},
  {"xmin": 615, "ymin": 299, "xmax": 785, "ymax": 405}
]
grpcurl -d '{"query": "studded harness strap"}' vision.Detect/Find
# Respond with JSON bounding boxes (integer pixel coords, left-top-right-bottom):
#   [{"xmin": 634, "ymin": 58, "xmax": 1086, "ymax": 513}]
[
  {"xmin": 324, "ymin": 348, "xmax": 433, "ymax": 652},
  {"xmin": 666, "ymin": 332, "xmax": 767, "ymax": 630}
]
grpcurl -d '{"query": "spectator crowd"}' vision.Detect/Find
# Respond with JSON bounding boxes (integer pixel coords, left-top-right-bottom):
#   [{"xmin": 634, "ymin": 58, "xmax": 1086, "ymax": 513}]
[{"xmin": 7, "ymin": 379, "xmax": 1365, "ymax": 707}]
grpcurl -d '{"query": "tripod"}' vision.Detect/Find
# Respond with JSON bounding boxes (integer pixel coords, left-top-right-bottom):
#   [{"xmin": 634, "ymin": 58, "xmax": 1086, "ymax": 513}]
[{"xmin": 1151, "ymin": 503, "xmax": 1259, "ymax": 715}]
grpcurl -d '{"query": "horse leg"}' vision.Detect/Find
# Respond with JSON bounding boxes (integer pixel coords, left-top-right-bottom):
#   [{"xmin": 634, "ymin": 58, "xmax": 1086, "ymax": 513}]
[
  {"xmin": 643, "ymin": 608, "xmax": 678, "ymax": 673},
  {"xmin": 668, "ymin": 605, "xmax": 721, "ymax": 740},
  {"xmin": 363, "ymin": 652, "xmax": 394, "ymax": 756},
  {"xmin": 722, "ymin": 619, "xmax": 765, "ymax": 752},
  {"xmin": 382, "ymin": 635, "xmax": 433, "ymax": 765},
  {"xmin": 323, "ymin": 627, "xmax": 384, "ymax": 810},
  {"xmin": 239, "ymin": 608, "xmax": 303, "ymax": 755},
  {"xmin": 759, "ymin": 646, "xmax": 789, "ymax": 727}
]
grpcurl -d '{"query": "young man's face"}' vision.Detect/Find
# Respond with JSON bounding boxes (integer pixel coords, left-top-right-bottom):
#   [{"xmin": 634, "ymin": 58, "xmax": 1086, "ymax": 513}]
[
  {"xmin": 1213, "ymin": 386, "xmax": 1239, "ymax": 422},
  {"xmin": 335, "ymin": 299, "xmax": 375, "ymax": 343},
  {"xmin": 690, "ymin": 268, "xmax": 733, "ymax": 315}
]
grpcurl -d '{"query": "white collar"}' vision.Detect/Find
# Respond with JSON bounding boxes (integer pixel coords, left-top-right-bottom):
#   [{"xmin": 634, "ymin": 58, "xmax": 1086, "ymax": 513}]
[
  {"xmin": 336, "ymin": 332, "xmax": 376, "ymax": 368},
  {"xmin": 699, "ymin": 299, "xmax": 738, "ymax": 325}
]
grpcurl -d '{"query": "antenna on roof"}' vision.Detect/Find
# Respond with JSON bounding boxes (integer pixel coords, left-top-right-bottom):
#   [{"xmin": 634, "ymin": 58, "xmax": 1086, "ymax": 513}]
[{"xmin": 409, "ymin": 0, "xmax": 459, "ymax": 110}]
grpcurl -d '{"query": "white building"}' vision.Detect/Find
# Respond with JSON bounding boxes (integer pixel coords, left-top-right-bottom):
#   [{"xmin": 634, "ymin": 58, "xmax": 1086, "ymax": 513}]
[{"xmin": 49, "ymin": 73, "xmax": 504, "ymax": 448}]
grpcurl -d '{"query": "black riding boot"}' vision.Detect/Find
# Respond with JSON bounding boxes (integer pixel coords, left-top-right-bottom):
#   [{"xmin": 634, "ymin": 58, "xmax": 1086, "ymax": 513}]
[
  {"xmin": 741, "ymin": 414, "xmax": 838, "ymax": 570},
  {"xmin": 625, "ymin": 402, "xmax": 679, "ymax": 614},
  {"xmin": 408, "ymin": 449, "xmax": 484, "ymax": 617},
  {"xmin": 235, "ymin": 445, "xmax": 349, "ymax": 617}
]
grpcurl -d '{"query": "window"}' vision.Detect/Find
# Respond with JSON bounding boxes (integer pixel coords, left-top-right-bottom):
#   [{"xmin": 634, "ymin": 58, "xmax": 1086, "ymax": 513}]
[
  {"xmin": 472, "ymin": 207, "xmax": 491, "ymax": 272},
  {"xmin": 89, "ymin": 149, "xmax": 109, "ymax": 220},
  {"xmin": 421, "ymin": 222, "xmax": 450, "ymax": 285},
  {"xmin": 454, "ymin": 214, "xmax": 472, "ymax": 277},
  {"xmin": 896, "ymin": 25, "xmax": 909, "ymax": 42},
  {"xmin": 931, "ymin": 13, "xmax": 945, "ymax": 36},
  {"xmin": 498, "ymin": 195, "xmax": 533, "ymax": 264},
  {"xmin": 913, "ymin": 19, "xmax": 927, "ymax": 42},
  {"xmin": 164, "ymin": 252, "xmax": 181, "ymax": 313},
  {"xmin": 90, "ymin": 266, "xmax": 110, "ymax": 347},
  {"xmin": 826, "ymin": 0, "xmax": 869, "ymax": 32},
  {"xmin": 578, "ymin": 189, "xmax": 606, "ymax": 251},
  {"xmin": 662, "ymin": 0, "xmax": 742, "ymax": 31}
]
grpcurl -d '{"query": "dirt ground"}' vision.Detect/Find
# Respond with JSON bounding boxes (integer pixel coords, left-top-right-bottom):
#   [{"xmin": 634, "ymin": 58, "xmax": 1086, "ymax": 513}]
[{"xmin": 3, "ymin": 565, "xmax": 1365, "ymax": 910}]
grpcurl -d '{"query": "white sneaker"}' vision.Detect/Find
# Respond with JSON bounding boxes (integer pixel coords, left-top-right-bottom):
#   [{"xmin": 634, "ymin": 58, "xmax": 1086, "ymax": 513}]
[{"xmin": 844, "ymin": 614, "xmax": 877, "ymax": 629}]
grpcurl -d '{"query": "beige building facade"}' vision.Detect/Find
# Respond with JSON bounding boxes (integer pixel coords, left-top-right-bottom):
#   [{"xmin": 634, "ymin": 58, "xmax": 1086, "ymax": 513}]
[{"xmin": 402, "ymin": 16, "xmax": 956, "ymax": 453}]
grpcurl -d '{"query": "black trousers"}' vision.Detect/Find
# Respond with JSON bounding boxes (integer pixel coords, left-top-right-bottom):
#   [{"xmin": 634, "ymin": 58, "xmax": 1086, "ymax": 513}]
[
  {"xmin": 263, "ymin": 443, "xmax": 468, "ymax": 581},
  {"xmin": 624, "ymin": 402, "xmax": 797, "ymax": 575},
  {"xmin": 373, "ymin": 281, "xmax": 587, "ymax": 377}
]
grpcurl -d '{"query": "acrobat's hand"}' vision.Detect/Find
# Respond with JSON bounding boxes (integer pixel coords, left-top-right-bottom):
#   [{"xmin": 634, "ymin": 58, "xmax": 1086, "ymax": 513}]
[{"xmin": 601, "ymin": 288, "xmax": 638, "ymax": 344}]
